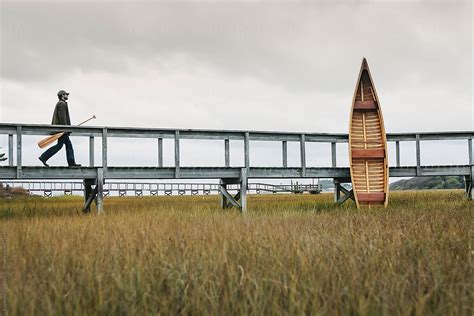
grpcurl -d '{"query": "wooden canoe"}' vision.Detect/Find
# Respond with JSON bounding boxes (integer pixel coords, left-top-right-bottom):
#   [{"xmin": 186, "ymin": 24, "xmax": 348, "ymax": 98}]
[{"xmin": 349, "ymin": 58, "xmax": 389, "ymax": 208}]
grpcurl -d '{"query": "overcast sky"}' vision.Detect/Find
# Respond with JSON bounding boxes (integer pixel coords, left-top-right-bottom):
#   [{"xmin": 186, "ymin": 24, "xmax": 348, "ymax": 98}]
[{"xmin": 0, "ymin": 0, "xmax": 472, "ymax": 177}]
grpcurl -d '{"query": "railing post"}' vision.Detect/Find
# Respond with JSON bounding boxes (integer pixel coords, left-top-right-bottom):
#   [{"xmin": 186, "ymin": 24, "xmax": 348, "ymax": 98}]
[
  {"xmin": 89, "ymin": 136, "xmax": 94, "ymax": 167},
  {"xmin": 8, "ymin": 134, "xmax": 13, "ymax": 167},
  {"xmin": 396, "ymin": 141, "xmax": 400, "ymax": 167},
  {"xmin": 244, "ymin": 132, "xmax": 250, "ymax": 171},
  {"xmin": 16, "ymin": 126, "xmax": 22, "ymax": 178},
  {"xmin": 225, "ymin": 138, "xmax": 230, "ymax": 167},
  {"xmin": 175, "ymin": 131, "xmax": 180, "ymax": 178},
  {"xmin": 158, "ymin": 138, "xmax": 163, "ymax": 167},
  {"xmin": 300, "ymin": 134, "xmax": 306, "ymax": 177},
  {"xmin": 416, "ymin": 134, "xmax": 421, "ymax": 176},
  {"xmin": 467, "ymin": 139, "xmax": 473, "ymax": 200},
  {"xmin": 102, "ymin": 128, "xmax": 108, "ymax": 174},
  {"xmin": 282, "ymin": 141, "xmax": 288, "ymax": 168},
  {"xmin": 331, "ymin": 142, "xmax": 337, "ymax": 167},
  {"xmin": 468, "ymin": 138, "xmax": 472, "ymax": 166}
]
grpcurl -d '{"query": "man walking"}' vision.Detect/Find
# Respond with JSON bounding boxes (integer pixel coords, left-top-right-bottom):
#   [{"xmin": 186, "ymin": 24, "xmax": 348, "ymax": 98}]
[{"xmin": 39, "ymin": 90, "xmax": 81, "ymax": 167}]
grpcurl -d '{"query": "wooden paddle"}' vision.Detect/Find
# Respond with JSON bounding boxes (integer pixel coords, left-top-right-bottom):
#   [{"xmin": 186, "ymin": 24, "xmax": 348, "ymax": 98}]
[{"xmin": 37, "ymin": 115, "xmax": 96, "ymax": 149}]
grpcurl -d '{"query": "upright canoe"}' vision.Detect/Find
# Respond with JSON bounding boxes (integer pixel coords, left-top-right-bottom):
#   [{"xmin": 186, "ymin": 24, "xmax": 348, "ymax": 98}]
[{"xmin": 349, "ymin": 58, "xmax": 389, "ymax": 208}]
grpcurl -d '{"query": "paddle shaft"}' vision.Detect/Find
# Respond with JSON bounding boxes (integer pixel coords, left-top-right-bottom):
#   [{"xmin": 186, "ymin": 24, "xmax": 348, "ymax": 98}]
[{"xmin": 77, "ymin": 115, "xmax": 96, "ymax": 126}]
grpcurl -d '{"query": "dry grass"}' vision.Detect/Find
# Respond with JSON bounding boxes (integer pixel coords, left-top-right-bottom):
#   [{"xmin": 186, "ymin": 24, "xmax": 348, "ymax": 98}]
[{"xmin": 0, "ymin": 191, "xmax": 472, "ymax": 315}]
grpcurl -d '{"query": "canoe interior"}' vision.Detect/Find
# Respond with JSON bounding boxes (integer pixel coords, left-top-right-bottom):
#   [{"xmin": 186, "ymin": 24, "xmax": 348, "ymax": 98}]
[{"xmin": 350, "ymin": 62, "xmax": 388, "ymax": 207}]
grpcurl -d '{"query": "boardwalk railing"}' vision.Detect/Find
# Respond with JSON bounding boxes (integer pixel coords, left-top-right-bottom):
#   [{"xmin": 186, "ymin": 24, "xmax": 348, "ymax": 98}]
[
  {"xmin": 0, "ymin": 181, "xmax": 323, "ymax": 197},
  {"xmin": 0, "ymin": 123, "xmax": 472, "ymax": 212}
]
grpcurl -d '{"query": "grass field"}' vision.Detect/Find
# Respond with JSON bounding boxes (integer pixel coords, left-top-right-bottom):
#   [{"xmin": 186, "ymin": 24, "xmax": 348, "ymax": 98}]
[{"xmin": 0, "ymin": 190, "xmax": 472, "ymax": 315}]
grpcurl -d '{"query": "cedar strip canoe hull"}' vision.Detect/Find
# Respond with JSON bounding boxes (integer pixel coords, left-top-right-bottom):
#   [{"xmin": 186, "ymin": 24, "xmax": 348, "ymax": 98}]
[{"xmin": 349, "ymin": 58, "xmax": 389, "ymax": 208}]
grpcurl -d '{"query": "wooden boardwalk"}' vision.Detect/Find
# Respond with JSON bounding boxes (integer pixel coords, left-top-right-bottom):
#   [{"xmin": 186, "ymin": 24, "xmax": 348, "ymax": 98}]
[
  {"xmin": 0, "ymin": 181, "xmax": 323, "ymax": 197},
  {"xmin": 0, "ymin": 123, "xmax": 472, "ymax": 212}
]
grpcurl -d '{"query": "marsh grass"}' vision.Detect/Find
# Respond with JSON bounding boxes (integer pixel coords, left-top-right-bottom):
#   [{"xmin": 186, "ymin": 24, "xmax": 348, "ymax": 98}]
[{"xmin": 1, "ymin": 191, "xmax": 472, "ymax": 315}]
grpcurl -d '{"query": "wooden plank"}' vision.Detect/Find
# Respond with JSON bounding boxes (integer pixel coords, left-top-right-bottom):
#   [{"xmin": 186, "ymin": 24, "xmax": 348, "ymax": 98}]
[
  {"xmin": 368, "ymin": 173, "xmax": 384, "ymax": 177},
  {"xmin": 0, "ymin": 165, "xmax": 471, "ymax": 181},
  {"xmin": 362, "ymin": 113, "xmax": 370, "ymax": 192},
  {"xmin": 220, "ymin": 185, "xmax": 241, "ymax": 208},
  {"xmin": 368, "ymin": 182, "xmax": 384, "ymax": 185},
  {"xmin": 369, "ymin": 86, "xmax": 377, "ymax": 101},
  {"xmin": 365, "ymin": 131, "xmax": 381, "ymax": 136},
  {"xmin": 1, "ymin": 122, "xmax": 471, "ymax": 143},
  {"xmin": 331, "ymin": 142, "xmax": 337, "ymax": 167},
  {"xmin": 225, "ymin": 138, "xmax": 230, "ymax": 167},
  {"xmin": 158, "ymin": 138, "xmax": 163, "ymax": 167},
  {"xmin": 468, "ymin": 138, "xmax": 472, "ymax": 165},
  {"xmin": 82, "ymin": 178, "xmax": 94, "ymax": 213},
  {"xmin": 96, "ymin": 168, "xmax": 104, "ymax": 214},
  {"xmin": 334, "ymin": 181, "xmax": 341, "ymax": 203},
  {"xmin": 89, "ymin": 136, "xmax": 94, "ymax": 167},
  {"xmin": 357, "ymin": 192, "xmax": 385, "ymax": 202},
  {"xmin": 175, "ymin": 131, "xmax": 180, "ymax": 178},
  {"xmin": 361, "ymin": 80, "xmax": 364, "ymax": 101},
  {"xmin": 300, "ymin": 134, "xmax": 306, "ymax": 177},
  {"xmin": 240, "ymin": 168, "xmax": 248, "ymax": 213},
  {"xmin": 219, "ymin": 182, "xmax": 230, "ymax": 209},
  {"xmin": 368, "ymin": 169, "xmax": 384, "ymax": 173},
  {"xmin": 8, "ymin": 134, "xmax": 13, "ymax": 167},
  {"xmin": 389, "ymin": 132, "xmax": 474, "ymax": 142},
  {"xmin": 83, "ymin": 185, "xmax": 98, "ymax": 213},
  {"xmin": 336, "ymin": 188, "xmax": 354, "ymax": 205},
  {"xmin": 102, "ymin": 128, "xmax": 108, "ymax": 173},
  {"xmin": 416, "ymin": 134, "xmax": 421, "ymax": 176},
  {"xmin": 469, "ymin": 138, "xmax": 473, "ymax": 181},
  {"xmin": 354, "ymin": 100, "xmax": 377, "ymax": 110},
  {"xmin": 244, "ymin": 132, "xmax": 250, "ymax": 170},
  {"xmin": 16, "ymin": 126, "xmax": 22, "ymax": 178},
  {"xmin": 351, "ymin": 148, "xmax": 385, "ymax": 159},
  {"xmin": 362, "ymin": 113, "xmax": 367, "ymax": 149}
]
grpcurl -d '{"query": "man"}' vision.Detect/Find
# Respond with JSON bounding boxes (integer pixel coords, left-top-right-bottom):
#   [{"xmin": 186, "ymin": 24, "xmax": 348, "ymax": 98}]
[{"xmin": 39, "ymin": 90, "xmax": 81, "ymax": 167}]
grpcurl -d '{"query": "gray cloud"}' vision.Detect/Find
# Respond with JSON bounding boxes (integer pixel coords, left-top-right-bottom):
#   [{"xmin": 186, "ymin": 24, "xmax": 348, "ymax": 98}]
[{"xmin": 1, "ymin": 1, "xmax": 471, "ymax": 95}]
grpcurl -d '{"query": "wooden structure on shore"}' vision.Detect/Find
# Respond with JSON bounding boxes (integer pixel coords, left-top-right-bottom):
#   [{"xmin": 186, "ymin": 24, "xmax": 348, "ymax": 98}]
[
  {"xmin": 0, "ymin": 181, "xmax": 323, "ymax": 197},
  {"xmin": 349, "ymin": 58, "xmax": 389, "ymax": 208}
]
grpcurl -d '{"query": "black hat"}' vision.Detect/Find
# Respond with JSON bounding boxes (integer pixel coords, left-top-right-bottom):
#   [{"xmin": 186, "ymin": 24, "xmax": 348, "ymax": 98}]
[{"xmin": 57, "ymin": 90, "xmax": 69, "ymax": 97}]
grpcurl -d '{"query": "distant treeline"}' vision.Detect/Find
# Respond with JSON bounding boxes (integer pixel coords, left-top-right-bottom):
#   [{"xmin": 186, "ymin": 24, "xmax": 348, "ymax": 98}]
[
  {"xmin": 316, "ymin": 176, "xmax": 466, "ymax": 191},
  {"xmin": 390, "ymin": 176, "xmax": 466, "ymax": 190}
]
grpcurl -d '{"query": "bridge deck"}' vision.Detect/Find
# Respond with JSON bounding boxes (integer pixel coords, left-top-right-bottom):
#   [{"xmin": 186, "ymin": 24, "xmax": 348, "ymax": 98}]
[{"xmin": 0, "ymin": 165, "xmax": 471, "ymax": 180}]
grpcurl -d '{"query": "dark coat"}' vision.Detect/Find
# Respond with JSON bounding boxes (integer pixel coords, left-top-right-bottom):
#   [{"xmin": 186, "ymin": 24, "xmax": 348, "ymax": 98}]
[{"xmin": 51, "ymin": 100, "xmax": 71, "ymax": 125}]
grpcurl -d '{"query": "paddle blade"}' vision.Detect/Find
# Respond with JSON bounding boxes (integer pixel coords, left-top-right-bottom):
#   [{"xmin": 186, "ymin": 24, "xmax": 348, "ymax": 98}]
[{"xmin": 38, "ymin": 132, "xmax": 64, "ymax": 148}]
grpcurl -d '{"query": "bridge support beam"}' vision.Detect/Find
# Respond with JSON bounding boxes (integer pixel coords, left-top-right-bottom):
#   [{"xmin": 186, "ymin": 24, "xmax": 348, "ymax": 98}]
[
  {"xmin": 83, "ymin": 178, "xmax": 95, "ymax": 213},
  {"xmin": 241, "ymin": 168, "xmax": 248, "ymax": 212},
  {"xmin": 219, "ymin": 168, "xmax": 248, "ymax": 213},
  {"xmin": 83, "ymin": 168, "xmax": 105, "ymax": 214},
  {"xmin": 465, "ymin": 175, "xmax": 473, "ymax": 200},
  {"xmin": 334, "ymin": 177, "xmax": 354, "ymax": 205},
  {"xmin": 96, "ymin": 168, "xmax": 104, "ymax": 213},
  {"xmin": 220, "ymin": 178, "xmax": 240, "ymax": 209}
]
